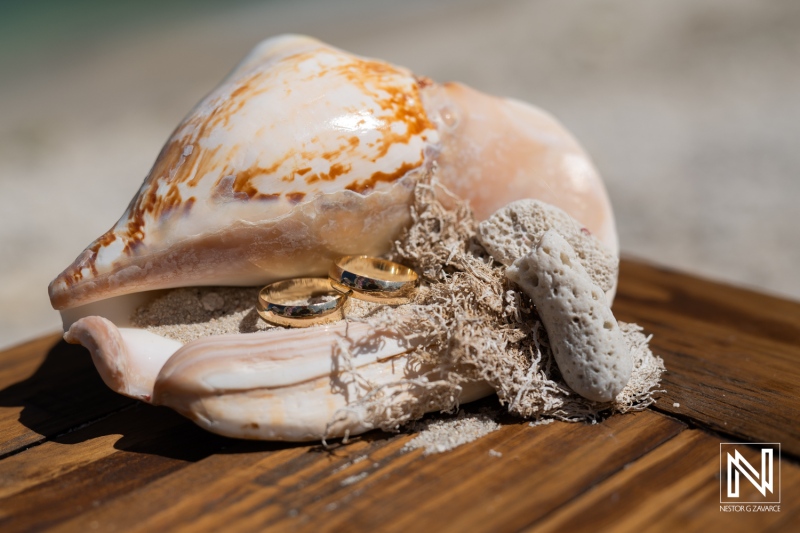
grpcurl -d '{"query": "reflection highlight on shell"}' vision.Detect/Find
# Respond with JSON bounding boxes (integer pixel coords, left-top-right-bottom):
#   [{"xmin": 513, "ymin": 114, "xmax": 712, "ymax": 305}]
[{"xmin": 47, "ymin": 35, "xmax": 653, "ymax": 442}]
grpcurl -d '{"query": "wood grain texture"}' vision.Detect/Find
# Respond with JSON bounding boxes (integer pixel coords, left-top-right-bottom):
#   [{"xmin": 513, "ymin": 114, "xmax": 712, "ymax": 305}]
[
  {"xmin": 532, "ymin": 429, "xmax": 799, "ymax": 533},
  {"xmin": 615, "ymin": 259, "xmax": 800, "ymax": 456},
  {"xmin": 0, "ymin": 259, "xmax": 798, "ymax": 531},
  {"xmin": 40, "ymin": 410, "xmax": 681, "ymax": 533},
  {"xmin": 0, "ymin": 336, "xmax": 133, "ymax": 457},
  {"xmin": 0, "ymin": 403, "xmax": 233, "ymax": 532}
]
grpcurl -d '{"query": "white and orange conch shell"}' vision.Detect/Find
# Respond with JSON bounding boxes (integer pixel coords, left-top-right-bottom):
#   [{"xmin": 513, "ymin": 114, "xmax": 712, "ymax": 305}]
[{"xmin": 50, "ymin": 35, "xmax": 618, "ymax": 441}]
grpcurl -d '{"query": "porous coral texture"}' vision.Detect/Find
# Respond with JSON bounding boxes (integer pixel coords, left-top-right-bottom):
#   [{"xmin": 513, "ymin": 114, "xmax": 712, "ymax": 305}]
[
  {"xmin": 506, "ymin": 230, "xmax": 632, "ymax": 402},
  {"xmin": 327, "ymin": 174, "xmax": 664, "ymax": 434},
  {"xmin": 477, "ymin": 199, "xmax": 618, "ymax": 293}
]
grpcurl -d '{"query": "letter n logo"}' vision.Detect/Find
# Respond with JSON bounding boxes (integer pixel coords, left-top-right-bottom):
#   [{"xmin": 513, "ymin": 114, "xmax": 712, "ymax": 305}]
[{"xmin": 720, "ymin": 443, "xmax": 780, "ymax": 504}]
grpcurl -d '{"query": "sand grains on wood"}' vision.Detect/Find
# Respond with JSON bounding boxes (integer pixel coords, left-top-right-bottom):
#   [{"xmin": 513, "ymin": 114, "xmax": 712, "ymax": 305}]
[{"xmin": 403, "ymin": 410, "xmax": 501, "ymax": 455}]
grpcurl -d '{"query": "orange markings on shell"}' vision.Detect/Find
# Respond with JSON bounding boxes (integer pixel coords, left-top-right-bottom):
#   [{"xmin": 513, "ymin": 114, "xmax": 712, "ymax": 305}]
[
  {"xmin": 345, "ymin": 156, "xmax": 425, "ymax": 194},
  {"xmin": 62, "ymin": 43, "xmax": 436, "ymax": 291},
  {"xmin": 285, "ymin": 192, "xmax": 307, "ymax": 204},
  {"xmin": 112, "ymin": 53, "xmax": 432, "ymax": 252},
  {"xmin": 48, "ymin": 36, "xmax": 618, "ymax": 315}
]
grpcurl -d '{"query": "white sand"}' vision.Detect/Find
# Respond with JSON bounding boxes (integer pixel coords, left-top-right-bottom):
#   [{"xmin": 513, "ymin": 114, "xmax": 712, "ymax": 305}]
[
  {"xmin": 131, "ymin": 286, "xmax": 381, "ymax": 344},
  {"xmin": 403, "ymin": 410, "xmax": 501, "ymax": 455}
]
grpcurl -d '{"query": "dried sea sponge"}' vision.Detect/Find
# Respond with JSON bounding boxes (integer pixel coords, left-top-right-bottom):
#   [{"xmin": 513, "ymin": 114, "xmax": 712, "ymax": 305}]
[
  {"xmin": 328, "ymin": 177, "xmax": 664, "ymax": 434},
  {"xmin": 507, "ymin": 230, "xmax": 632, "ymax": 402},
  {"xmin": 477, "ymin": 199, "xmax": 618, "ymax": 293}
]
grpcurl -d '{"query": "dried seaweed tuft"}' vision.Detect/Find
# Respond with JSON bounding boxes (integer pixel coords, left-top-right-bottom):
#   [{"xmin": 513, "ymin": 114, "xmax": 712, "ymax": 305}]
[{"xmin": 326, "ymin": 175, "xmax": 665, "ymax": 437}]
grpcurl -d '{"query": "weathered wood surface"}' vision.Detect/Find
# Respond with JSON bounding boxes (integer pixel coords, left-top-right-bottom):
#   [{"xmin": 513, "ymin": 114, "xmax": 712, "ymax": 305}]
[
  {"xmin": 0, "ymin": 335, "xmax": 133, "ymax": 457},
  {"xmin": 533, "ymin": 429, "xmax": 800, "ymax": 533},
  {"xmin": 614, "ymin": 260, "xmax": 800, "ymax": 456},
  {"xmin": 0, "ymin": 259, "xmax": 797, "ymax": 532}
]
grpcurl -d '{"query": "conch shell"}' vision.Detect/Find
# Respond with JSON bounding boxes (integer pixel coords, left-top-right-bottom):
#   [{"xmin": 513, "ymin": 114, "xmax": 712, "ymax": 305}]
[{"xmin": 50, "ymin": 35, "xmax": 618, "ymax": 441}]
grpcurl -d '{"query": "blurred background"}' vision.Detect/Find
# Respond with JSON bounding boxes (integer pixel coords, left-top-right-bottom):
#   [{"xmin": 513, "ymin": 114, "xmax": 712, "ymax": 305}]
[{"xmin": 1, "ymin": 0, "xmax": 798, "ymax": 349}]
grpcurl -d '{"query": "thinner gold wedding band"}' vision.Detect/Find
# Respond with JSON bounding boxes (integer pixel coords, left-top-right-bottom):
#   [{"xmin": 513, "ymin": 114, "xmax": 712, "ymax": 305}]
[
  {"xmin": 257, "ymin": 278, "xmax": 350, "ymax": 328},
  {"xmin": 329, "ymin": 255, "xmax": 419, "ymax": 304}
]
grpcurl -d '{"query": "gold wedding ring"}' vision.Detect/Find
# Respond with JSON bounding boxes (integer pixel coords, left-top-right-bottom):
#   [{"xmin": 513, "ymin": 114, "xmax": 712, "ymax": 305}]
[
  {"xmin": 329, "ymin": 256, "xmax": 419, "ymax": 304},
  {"xmin": 257, "ymin": 278, "xmax": 350, "ymax": 328}
]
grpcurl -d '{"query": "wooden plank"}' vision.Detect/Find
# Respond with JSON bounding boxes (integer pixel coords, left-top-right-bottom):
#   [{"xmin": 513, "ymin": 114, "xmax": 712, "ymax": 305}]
[
  {"xmin": 51, "ymin": 433, "xmax": 405, "ymax": 533},
  {"xmin": 0, "ymin": 336, "xmax": 133, "ymax": 457},
  {"xmin": 0, "ymin": 403, "xmax": 233, "ymax": 532},
  {"xmin": 47, "ymin": 441, "xmax": 335, "ymax": 533},
  {"xmin": 0, "ymin": 405, "xmax": 179, "ymax": 500},
  {"xmin": 614, "ymin": 259, "xmax": 800, "ymax": 456},
  {"xmin": 0, "ymin": 334, "xmax": 62, "ymax": 385},
  {"xmin": 0, "ymin": 258, "xmax": 796, "ymax": 531},
  {"xmin": 43, "ymin": 410, "xmax": 684, "ymax": 533},
  {"xmin": 618, "ymin": 259, "xmax": 800, "ymax": 346},
  {"xmin": 0, "ymin": 334, "xmax": 63, "ymax": 455},
  {"xmin": 531, "ymin": 429, "xmax": 799, "ymax": 532}
]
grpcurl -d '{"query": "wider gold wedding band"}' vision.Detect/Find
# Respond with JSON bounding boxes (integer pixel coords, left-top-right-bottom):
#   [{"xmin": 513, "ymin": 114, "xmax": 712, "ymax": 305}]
[
  {"xmin": 329, "ymin": 256, "xmax": 419, "ymax": 305},
  {"xmin": 257, "ymin": 278, "xmax": 350, "ymax": 328}
]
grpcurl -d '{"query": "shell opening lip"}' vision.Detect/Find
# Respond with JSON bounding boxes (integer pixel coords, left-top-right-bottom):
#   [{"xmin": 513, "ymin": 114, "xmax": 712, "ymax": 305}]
[{"xmin": 48, "ymin": 173, "xmax": 425, "ymax": 312}]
